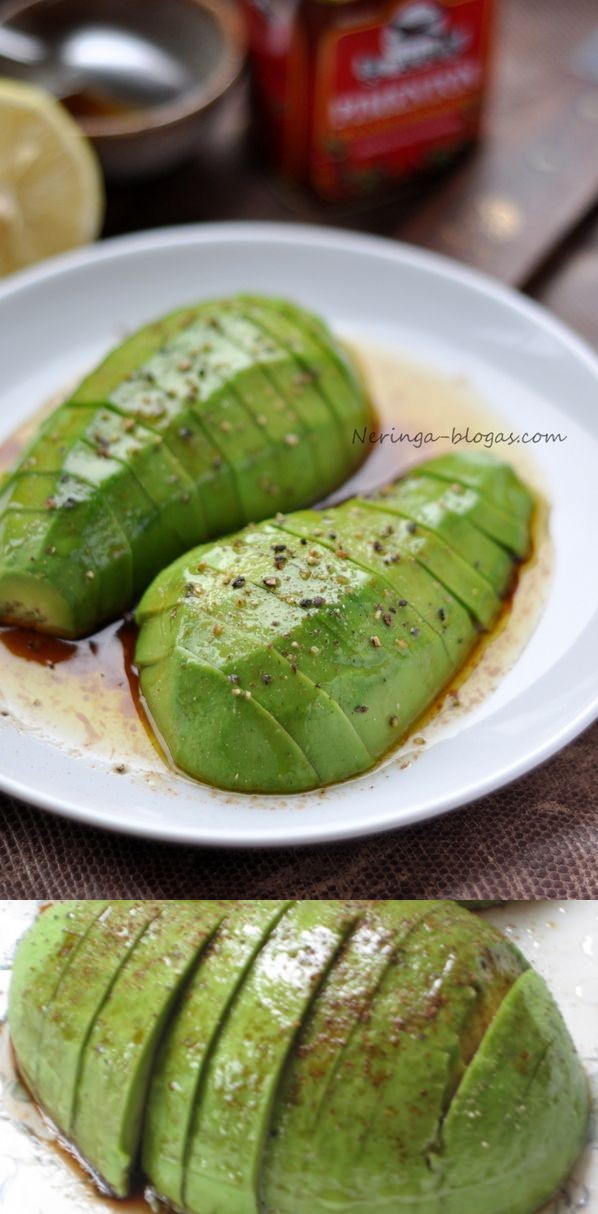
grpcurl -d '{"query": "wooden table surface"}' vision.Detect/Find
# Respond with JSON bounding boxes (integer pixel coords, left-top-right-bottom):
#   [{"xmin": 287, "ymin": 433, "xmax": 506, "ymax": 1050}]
[{"xmin": 1, "ymin": 0, "xmax": 597, "ymax": 898}]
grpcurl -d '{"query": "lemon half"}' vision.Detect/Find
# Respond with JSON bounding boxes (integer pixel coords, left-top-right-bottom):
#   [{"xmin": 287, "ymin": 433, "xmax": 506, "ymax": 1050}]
[{"xmin": 0, "ymin": 78, "xmax": 104, "ymax": 277}]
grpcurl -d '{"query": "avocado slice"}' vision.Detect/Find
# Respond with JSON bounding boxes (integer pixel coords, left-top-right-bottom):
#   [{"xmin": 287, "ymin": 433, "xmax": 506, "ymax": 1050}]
[
  {"xmin": 438, "ymin": 968, "xmax": 589, "ymax": 1214},
  {"xmin": 221, "ymin": 298, "xmax": 365, "ymax": 479},
  {"xmin": 206, "ymin": 305, "xmax": 344, "ymax": 490},
  {"xmin": 183, "ymin": 900, "xmax": 360, "ymax": 1214},
  {"xmin": 424, "ymin": 451, "xmax": 534, "ymax": 534},
  {"xmin": 421, "ymin": 461, "xmax": 531, "ymax": 557},
  {"xmin": 237, "ymin": 295, "xmax": 372, "ymax": 461},
  {"xmin": 144, "ymin": 901, "xmax": 291, "ymax": 1209},
  {"xmin": 85, "ymin": 323, "xmax": 246, "ymax": 538},
  {"xmin": 109, "ymin": 307, "xmax": 345, "ymax": 524},
  {"xmin": 1, "ymin": 296, "xmax": 370, "ymax": 637},
  {"xmin": 386, "ymin": 469, "xmax": 527, "ymax": 566},
  {"xmin": 0, "ymin": 477, "xmax": 125, "ymax": 635},
  {"xmin": 366, "ymin": 475, "xmax": 514, "ymax": 598},
  {"xmin": 8, "ymin": 901, "xmax": 109, "ymax": 1092},
  {"xmin": 190, "ymin": 303, "xmax": 344, "ymax": 492},
  {"xmin": 0, "ymin": 437, "xmax": 187, "ymax": 625},
  {"xmin": 0, "ymin": 509, "xmax": 100, "ymax": 636},
  {"xmin": 105, "ymin": 297, "xmax": 362, "ymax": 510},
  {"xmin": 113, "ymin": 398, "xmax": 243, "ymax": 541},
  {"xmin": 270, "ymin": 902, "xmax": 527, "ymax": 1214},
  {"xmin": 360, "ymin": 498, "xmax": 502, "ymax": 629},
  {"xmin": 140, "ymin": 649, "xmax": 320, "ymax": 792},
  {"xmin": 353, "ymin": 903, "xmax": 528, "ymax": 1213},
  {"xmin": 274, "ymin": 503, "xmax": 478, "ymax": 665},
  {"xmin": 261, "ymin": 296, "xmax": 367, "ymax": 407},
  {"xmin": 261, "ymin": 900, "xmax": 439, "ymax": 1214},
  {"xmin": 61, "ymin": 403, "xmax": 210, "ymax": 552},
  {"xmin": 1, "ymin": 410, "xmax": 139, "ymax": 623},
  {"xmin": 70, "ymin": 307, "xmax": 199, "ymax": 403},
  {"xmin": 72, "ymin": 900, "xmax": 229, "ymax": 1196},
  {"xmin": 4, "ymin": 450, "xmax": 181, "ymax": 604},
  {"xmin": 136, "ymin": 591, "xmax": 371, "ymax": 785},
  {"xmin": 48, "ymin": 442, "xmax": 184, "ymax": 593},
  {"xmin": 111, "ymin": 315, "xmax": 289, "ymax": 523},
  {"xmin": 34, "ymin": 901, "xmax": 162, "ymax": 1140},
  {"xmin": 16, "ymin": 396, "xmax": 202, "ymax": 549},
  {"xmin": 9, "ymin": 395, "xmax": 195, "ymax": 557},
  {"xmin": 0, "ymin": 405, "xmax": 134, "ymax": 599}
]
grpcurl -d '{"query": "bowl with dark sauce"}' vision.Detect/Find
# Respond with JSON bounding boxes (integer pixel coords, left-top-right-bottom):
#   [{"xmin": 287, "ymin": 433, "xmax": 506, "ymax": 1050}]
[{"xmin": 0, "ymin": 0, "xmax": 246, "ymax": 178}]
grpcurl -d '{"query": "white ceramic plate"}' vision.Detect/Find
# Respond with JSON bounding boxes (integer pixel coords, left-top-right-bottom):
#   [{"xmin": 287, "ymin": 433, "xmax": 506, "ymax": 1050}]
[
  {"xmin": 0, "ymin": 223, "xmax": 597, "ymax": 846},
  {"xmin": 0, "ymin": 900, "xmax": 596, "ymax": 1214}
]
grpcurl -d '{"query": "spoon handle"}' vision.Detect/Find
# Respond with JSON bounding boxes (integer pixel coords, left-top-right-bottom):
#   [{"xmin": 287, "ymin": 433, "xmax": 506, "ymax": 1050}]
[{"xmin": 0, "ymin": 26, "xmax": 46, "ymax": 67}]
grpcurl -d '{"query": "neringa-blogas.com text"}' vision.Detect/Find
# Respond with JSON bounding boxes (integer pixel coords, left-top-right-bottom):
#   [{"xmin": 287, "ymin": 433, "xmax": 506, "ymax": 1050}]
[{"xmin": 352, "ymin": 426, "xmax": 567, "ymax": 451}]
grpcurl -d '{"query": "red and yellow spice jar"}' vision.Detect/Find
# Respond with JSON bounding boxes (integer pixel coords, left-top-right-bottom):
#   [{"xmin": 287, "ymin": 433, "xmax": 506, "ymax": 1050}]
[{"xmin": 243, "ymin": 0, "xmax": 495, "ymax": 202}]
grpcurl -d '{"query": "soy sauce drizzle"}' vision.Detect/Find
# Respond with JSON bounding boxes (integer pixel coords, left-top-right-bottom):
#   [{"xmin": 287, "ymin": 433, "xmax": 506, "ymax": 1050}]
[
  {"xmin": 0, "ymin": 629, "xmax": 77, "ymax": 667},
  {"xmin": 0, "ymin": 618, "xmax": 162, "ymax": 768}
]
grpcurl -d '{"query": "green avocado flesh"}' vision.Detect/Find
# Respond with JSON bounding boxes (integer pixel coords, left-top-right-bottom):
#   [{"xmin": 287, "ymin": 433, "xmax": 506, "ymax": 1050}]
[
  {"xmin": 8, "ymin": 901, "xmax": 110, "ymax": 1092},
  {"xmin": 262, "ymin": 900, "xmax": 529, "ymax": 1214},
  {"xmin": 34, "ymin": 901, "xmax": 163, "ymax": 1145},
  {"xmin": 144, "ymin": 901, "xmax": 292, "ymax": 1209},
  {"xmin": 72, "ymin": 901, "xmax": 230, "ymax": 1195},
  {"xmin": 9, "ymin": 900, "xmax": 588, "ymax": 1214},
  {"xmin": 135, "ymin": 452, "xmax": 534, "ymax": 793},
  {"xmin": 0, "ymin": 297, "xmax": 371, "ymax": 638}
]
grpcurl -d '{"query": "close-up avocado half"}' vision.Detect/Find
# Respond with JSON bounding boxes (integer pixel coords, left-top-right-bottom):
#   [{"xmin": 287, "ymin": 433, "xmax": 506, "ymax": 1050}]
[
  {"xmin": 5, "ymin": 899, "xmax": 592, "ymax": 1214},
  {"xmin": 0, "ymin": 293, "xmax": 536, "ymax": 796},
  {"xmin": 135, "ymin": 450, "xmax": 532, "ymax": 791}
]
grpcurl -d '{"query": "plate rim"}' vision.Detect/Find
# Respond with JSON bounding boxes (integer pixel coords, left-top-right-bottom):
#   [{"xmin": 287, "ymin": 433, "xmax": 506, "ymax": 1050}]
[
  {"xmin": 2, "ymin": 219, "xmax": 598, "ymax": 379},
  {"xmin": 0, "ymin": 219, "xmax": 597, "ymax": 848}
]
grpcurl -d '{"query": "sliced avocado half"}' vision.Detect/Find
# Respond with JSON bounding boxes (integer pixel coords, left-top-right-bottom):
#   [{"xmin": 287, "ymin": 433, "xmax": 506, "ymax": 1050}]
[
  {"xmin": 1, "ymin": 296, "xmax": 371, "ymax": 637},
  {"xmin": 9, "ymin": 900, "xmax": 589, "ymax": 1214},
  {"xmin": 137, "ymin": 451, "xmax": 534, "ymax": 792}
]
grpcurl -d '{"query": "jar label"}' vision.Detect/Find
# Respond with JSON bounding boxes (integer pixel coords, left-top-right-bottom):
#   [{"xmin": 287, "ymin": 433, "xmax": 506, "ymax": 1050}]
[{"xmin": 311, "ymin": 0, "xmax": 493, "ymax": 198}]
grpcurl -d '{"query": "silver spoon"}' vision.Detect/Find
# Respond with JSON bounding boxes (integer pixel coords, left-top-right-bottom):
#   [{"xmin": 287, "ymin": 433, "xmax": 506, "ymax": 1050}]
[{"xmin": 0, "ymin": 21, "xmax": 192, "ymax": 107}]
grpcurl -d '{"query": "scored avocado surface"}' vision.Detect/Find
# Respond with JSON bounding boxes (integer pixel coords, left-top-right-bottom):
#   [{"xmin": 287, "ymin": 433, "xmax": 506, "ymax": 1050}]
[
  {"xmin": 8, "ymin": 900, "xmax": 109, "ymax": 1092},
  {"xmin": 71, "ymin": 901, "xmax": 230, "ymax": 1196},
  {"xmin": 183, "ymin": 900, "xmax": 359, "ymax": 1214},
  {"xmin": 287, "ymin": 901, "xmax": 526, "ymax": 1214},
  {"xmin": 9, "ymin": 900, "xmax": 588, "ymax": 1214},
  {"xmin": 34, "ymin": 901, "xmax": 162, "ymax": 1143},
  {"xmin": 261, "ymin": 899, "xmax": 440, "ymax": 1212},
  {"xmin": 439, "ymin": 967, "xmax": 590, "ymax": 1214},
  {"xmin": 144, "ymin": 901, "xmax": 291, "ymax": 1209},
  {"xmin": 0, "ymin": 297, "xmax": 371, "ymax": 639},
  {"xmin": 135, "ymin": 452, "xmax": 534, "ymax": 793}
]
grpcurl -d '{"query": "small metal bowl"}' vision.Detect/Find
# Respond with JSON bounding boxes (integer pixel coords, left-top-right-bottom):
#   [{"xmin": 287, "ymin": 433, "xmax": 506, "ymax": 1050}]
[{"xmin": 1, "ymin": 0, "xmax": 246, "ymax": 179}]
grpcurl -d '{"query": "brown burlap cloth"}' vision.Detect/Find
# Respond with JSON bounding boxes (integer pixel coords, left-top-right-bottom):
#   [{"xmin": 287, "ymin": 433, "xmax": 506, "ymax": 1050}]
[{"xmin": 0, "ymin": 721, "xmax": 595, "ymax": 900}]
